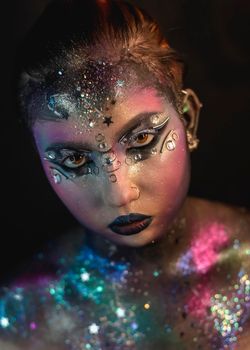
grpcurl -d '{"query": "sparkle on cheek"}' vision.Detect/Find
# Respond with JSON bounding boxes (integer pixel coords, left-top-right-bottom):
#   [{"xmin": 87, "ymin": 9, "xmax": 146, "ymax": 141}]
[{"xmin": 160, "ymin": 130, "xmax": 179, "ymax": 153}]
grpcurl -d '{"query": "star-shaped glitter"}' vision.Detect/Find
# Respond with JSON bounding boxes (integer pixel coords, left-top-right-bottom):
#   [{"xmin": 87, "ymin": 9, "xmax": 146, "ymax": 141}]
[
  {"xmin": 103, "ymin": 116, "xmax": 114, "ymax": 127},
  {"xmin": 88, "ymin": 323, "xmax": 100, "ymax": 334}
]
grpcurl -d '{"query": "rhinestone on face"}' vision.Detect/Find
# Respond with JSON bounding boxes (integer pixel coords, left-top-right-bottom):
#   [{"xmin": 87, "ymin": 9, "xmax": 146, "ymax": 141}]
[
  {"xmin": 102, "ymin": 151, "xmax": 116, "ymax": 166},
  {"xmin": 134, "ymin": 154, "xmax": 142, "ymax": 162},
  {"xmin": 52, "ymin": 171, "xmax": 62, "ymax": 184},
  {"xmin": 89, "ymin": 120, "xmax": 96, "ymax": 128},
  {"xmin": 125, "ymin": 157, "xmax": 134, "ymax": 166},
  {"xmin": 110, "ymin": 174, "xmax": 117, "ymax": 183},
  {"xmin": 95, "ymin": 134, "xmax": 105, "ymax": 142},
  {"xmin": 166, "ymin": 140, "xmax": 176, "ymax": 151},
  {"xmin": 98, "ymin": 143, "xmax": 108, "ymax": 150},
  {"xmin": 151, "ymin": 148, "xmax": 158, "ymax": 155},
  {"xmin": 46, "ymin": 151, "xmax": 56, "ymax": 160},
  {"xmin": 151, "ymin": 115, "xmax": 160, "ymax": 125}
]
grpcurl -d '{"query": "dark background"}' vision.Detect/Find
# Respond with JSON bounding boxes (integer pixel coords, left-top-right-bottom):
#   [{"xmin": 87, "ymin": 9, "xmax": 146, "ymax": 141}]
[{"xmin": 2, "ymin": 0, "xmax": 250, "ymax": 282}]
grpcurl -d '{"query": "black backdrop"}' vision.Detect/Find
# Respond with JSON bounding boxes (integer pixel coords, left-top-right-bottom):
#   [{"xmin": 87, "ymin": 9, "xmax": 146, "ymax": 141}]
[{"xmin": 2, "ymin": 0, "xmax": 250, "ymax": 282}]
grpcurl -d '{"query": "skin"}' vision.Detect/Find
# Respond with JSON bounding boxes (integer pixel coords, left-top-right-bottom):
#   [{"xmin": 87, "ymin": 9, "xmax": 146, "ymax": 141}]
[
  {"xmin": 2, "ymin": 77, "xmax": 250, "ymax": 350},
  {"xmin": 33, "ymin": 86, "xmax": 190, "ymax": 247}
]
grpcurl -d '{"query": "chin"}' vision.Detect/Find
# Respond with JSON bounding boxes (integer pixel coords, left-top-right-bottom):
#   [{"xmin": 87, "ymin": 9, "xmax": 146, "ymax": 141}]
[{"xmin": 107, "ymin": 226, "xmax": 166, "ymax": 248}]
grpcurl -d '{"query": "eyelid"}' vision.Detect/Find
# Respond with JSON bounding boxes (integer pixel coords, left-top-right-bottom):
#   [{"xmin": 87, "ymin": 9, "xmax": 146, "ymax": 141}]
[
  {"xmin": 152, "ymin": 116, "xmax": 170, "ymax": 130},
  {"xmin": 128, "ymin": 128, "xmax": 158, "ymax": 143},
  {"xmin": 120, "ymin": 115, "xmax": 170, "ymax": 145},
  {"xmin": 59, "ymin": 149, "xmax": 91, "ymax": 159}
]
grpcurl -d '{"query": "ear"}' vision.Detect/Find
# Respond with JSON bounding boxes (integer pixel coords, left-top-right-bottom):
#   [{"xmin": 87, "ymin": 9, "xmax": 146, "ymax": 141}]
[{"xmin": 181, "ymin": 89, "xmax": 203, "ymax": 152}]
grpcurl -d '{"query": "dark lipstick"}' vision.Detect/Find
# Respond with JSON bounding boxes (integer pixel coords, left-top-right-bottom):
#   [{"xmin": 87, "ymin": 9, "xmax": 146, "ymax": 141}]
[{"xmin": 108, "ymin": 213, "xmax": 153, "ymax": 236}]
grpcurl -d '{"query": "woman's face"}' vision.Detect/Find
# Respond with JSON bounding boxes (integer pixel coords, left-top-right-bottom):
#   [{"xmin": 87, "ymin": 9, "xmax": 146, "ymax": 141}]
[{"xmin": 33, "ymin": 82, "xmax": 190, "ymax": 247}]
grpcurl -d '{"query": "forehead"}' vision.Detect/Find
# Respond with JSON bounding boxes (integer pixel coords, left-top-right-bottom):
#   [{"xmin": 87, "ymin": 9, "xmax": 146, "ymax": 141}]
[
  {"xmin": 33, "ymin": 86, "xmax": 168, "ymax": 145},
  {"xmin": 31, "ymin": 59, "xmax": 165, "ymax": 123}
]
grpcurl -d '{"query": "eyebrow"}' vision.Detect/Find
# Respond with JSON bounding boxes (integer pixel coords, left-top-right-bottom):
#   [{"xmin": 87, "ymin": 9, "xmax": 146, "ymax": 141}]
[{"xmin": 45, "ymin": 111, "xmax": 164, "ymax": 152}]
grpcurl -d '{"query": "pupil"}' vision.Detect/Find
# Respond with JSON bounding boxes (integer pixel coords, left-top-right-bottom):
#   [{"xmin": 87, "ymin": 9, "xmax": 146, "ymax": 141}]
[
  {"xmin": 70, "ymin": 155, "xmax": 83, "ymax": 163},
  {"xmin": 138, "ymin": 134, "xmax": 147, "ymax": 142}
]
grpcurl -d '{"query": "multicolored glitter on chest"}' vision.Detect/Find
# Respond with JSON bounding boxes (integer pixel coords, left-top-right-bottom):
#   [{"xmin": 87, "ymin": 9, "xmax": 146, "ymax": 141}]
[{"xmin": 0, "ymin": 238, "xmax": 250, "ymax": 349}]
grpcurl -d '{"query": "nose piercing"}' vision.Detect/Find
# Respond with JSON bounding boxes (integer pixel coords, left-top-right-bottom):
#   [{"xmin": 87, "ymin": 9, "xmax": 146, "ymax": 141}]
[{"xmin": 131, "ymin": 186, "xmax": 140, "ymax": 200}]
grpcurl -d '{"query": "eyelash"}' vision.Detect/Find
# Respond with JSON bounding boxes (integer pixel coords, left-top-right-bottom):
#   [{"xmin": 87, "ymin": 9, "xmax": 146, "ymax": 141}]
[{"xmin": 127, "ymin": 129, "xmax": 159, "ymax": 149}]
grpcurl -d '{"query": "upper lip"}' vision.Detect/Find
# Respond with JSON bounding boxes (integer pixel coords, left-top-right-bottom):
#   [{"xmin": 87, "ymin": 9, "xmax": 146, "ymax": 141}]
[
  {"xmin": 109, "ymin": 213, "xmax": 151, "ymax": 226},
  {"xmin": 108, "ymin": 213, "xmax": 153, "ymax": 235}
]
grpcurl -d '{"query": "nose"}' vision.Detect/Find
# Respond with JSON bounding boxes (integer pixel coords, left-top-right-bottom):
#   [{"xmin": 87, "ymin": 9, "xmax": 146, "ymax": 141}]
[{"xmin": 105, "ymin": 167, "xmax": 140, "ymax": 208}]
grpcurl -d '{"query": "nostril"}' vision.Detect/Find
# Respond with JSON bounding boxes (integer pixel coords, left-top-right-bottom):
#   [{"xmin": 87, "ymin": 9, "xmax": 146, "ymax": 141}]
[{"xmin": 107, "ymin": 183, "xmax": 140, "ymax": 207}]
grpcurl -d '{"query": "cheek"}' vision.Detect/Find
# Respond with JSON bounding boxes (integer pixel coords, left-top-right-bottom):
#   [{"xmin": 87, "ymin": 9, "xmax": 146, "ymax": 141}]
[
  {"xmin": 139, "ymin": 127, "xmax": 190, "ymax": 205},
  {"xmin": 40, "ymin": 160, "xmax": 99, "ymax": 217}
]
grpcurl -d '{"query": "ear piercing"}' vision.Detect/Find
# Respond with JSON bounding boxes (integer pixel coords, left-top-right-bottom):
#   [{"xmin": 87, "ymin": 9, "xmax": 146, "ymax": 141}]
[{"xmin": 187, "ymin": 131, "xmax": 199, "ymax": 152}]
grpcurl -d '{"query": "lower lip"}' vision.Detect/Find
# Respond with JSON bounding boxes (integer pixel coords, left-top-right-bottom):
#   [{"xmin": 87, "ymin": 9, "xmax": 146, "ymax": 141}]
[{"xmin": 109, "ymin": 217, "xmax": 153, "ymax": 236}]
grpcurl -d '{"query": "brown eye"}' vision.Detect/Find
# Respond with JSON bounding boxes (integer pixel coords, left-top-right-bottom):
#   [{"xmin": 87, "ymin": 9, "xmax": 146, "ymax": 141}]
[
  {"xmin": 64, "ymin": 154, "xmax": 87, "ymax": 168},
  {"xmin": 130, "ymin": 133, "xmax": 155, "ymax": 148},
  {"xmin": 137, "ymin": 133, "xmax": 149, "ymax": 144}
]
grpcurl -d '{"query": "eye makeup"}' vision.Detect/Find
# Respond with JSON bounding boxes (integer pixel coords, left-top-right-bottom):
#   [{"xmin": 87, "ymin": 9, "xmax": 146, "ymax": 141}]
[
  {"xmin": 44, "ymin": 114, "xmax": 171, "ymax": 179},
  {"xmin": 45, "ymin": 148, "xmax": 95, "ymax": 178},
  {"xmin": 123, "ymin": 115, "xmax": 171, "ymax": 161}
]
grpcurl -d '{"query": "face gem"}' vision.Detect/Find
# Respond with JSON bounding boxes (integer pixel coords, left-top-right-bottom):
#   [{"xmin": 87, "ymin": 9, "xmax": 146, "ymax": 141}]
[
  {"xmin": 52, "ymin": 169, "xmax": 62, "ymax": 184},
  {"xmin": 98, "ymin": 143, "xmax": 108, "ymax": 150},
  {"xmin": 125, "ymin": 157, "xmax": 134, "ymax": 166},
  {"xmin": 110, "ymin": 174, "xmax": 117, "ymax": 183},
  {"xmin": 88, "ymin": 120, "xmax": 96, "ymax": 128},
  {"xmin": 45, "ymin": 151, "xmax": 56, "ymax": 160},
  {"xmin": 95, "ymin": 134, "xmax": 105, "ymax": 142},
  {"xmin": 166, "ymin": 140, "xmax": 176, "ymax": 151},
  {"xmin": 151, "ymin": 115, "xmax": 160, "ymax": 125},
  {"xmin": 102, "ymin": 151, "xmax": 116, "ymax": 166},
  {"xmin": 134, "ymin": 154, "xmax": 142, "ymax": 162},
  {"xmin": 103, "ymin": 116, "xmax": 114, "ymax": 127},
  {"xmin": 160, "ymin": 130, "xmax": 178, "ymax": 153}
]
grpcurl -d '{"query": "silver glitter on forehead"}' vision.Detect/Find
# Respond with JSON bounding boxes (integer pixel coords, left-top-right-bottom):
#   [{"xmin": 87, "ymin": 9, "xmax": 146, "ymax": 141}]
[
  {"xmin": 43, "ymin": 58, "xmax": 152, "ymax": 131},
  {"xmin": 47, "ymin": 93, "xmax": 76, "ymax": 119}
]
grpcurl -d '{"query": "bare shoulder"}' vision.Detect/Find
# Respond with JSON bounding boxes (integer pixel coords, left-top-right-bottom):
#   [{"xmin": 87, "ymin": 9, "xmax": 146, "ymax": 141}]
[{"xmin": 186, "ymin": 196, "xmax": 250, "ymax": 237}]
